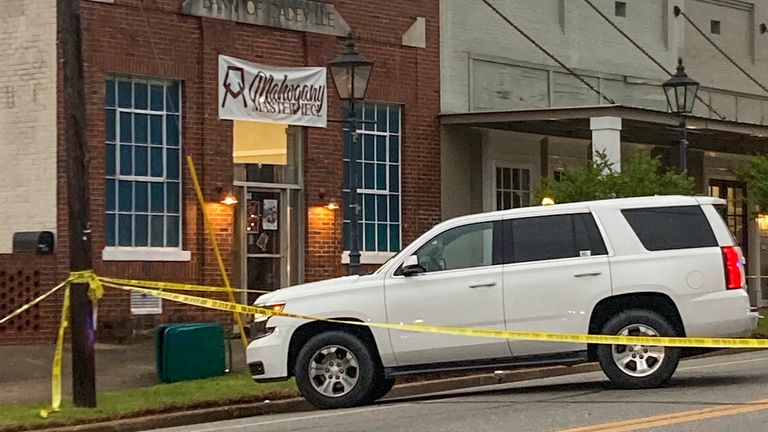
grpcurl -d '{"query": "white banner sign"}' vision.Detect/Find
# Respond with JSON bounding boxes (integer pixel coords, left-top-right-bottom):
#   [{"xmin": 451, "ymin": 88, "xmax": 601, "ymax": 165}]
[{"xmin": 219, "ymin": 55, "xmax": 327, "ymax": 127}]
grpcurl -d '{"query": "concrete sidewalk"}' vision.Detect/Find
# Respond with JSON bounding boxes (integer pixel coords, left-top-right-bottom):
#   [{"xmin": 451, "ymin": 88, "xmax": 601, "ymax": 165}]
[{"xmin": 0, "ymin": 339, "xmax": 248, "ymax": 405}]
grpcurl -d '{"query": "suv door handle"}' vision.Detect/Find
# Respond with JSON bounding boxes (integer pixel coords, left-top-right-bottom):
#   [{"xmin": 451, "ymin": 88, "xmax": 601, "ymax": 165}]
[
  {"xmin": 574, "ymin": 271, "xmax": 602, "ymax": 278},
  {"xmin": 469, "ymin": 281, "xmax": 497, "ymax": 288}
]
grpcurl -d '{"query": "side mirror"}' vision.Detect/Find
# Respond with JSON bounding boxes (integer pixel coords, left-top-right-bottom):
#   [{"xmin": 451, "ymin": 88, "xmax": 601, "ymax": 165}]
[{"xmin": 400, "ymin": 254, "xmax": 425, "ymax": 276}]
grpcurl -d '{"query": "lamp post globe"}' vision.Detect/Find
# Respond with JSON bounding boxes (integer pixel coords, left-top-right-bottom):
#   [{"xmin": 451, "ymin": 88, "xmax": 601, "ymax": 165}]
[
  {"xmin": 663, "ymin": 58, "xmax": 699, "ymax": 115},
  {"xmin": 662, "ymin": 58, "xmax": 699, "ymax": 173},
  {"xmin": 328, "ymin": 34, "xmax": 373, "ymax": 102}
]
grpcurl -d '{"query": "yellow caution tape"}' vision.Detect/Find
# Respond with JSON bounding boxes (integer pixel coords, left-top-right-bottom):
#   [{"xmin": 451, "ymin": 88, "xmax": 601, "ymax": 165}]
[
  {"xmin": 70, "ymin": 270, "xmax": 104, "ymax": 302},
  {"xmin": 2, "ymin": 269, "xmax": 766, "ymax": 420},
  {"xmin": 105, "ymin": 281, "xmax": 768, "ymax": 349},
  {"xmin": 187, "ymin": 156, "xmax": 249, "ymax": 351},
  {"xmin": 98, "ymin": 276, "xmax": 271, "ymax": 294},
  {"xmin": 38, "ymin": 271, "xmax": 102, "ymax": 419},
  {"xmin": 39, "ymin": 286, "xmax": 70, "ymax": 419}
]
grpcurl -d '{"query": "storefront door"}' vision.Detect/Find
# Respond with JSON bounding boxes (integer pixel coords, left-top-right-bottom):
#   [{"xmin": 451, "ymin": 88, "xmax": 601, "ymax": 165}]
[
  {"xmin": 232, "ymin": 125, "xmax": 303, "ymax": 304},
  {"xmin": 237, "ymin": 186, "xmax": 301, "ymax": 305},
  {"xmin": 708, "ymin": 179, "xmax": 748, "ymax": 254}
]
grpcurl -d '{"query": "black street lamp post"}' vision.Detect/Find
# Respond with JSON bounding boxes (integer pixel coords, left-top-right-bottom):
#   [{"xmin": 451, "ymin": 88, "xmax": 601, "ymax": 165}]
[
  {"xmin": 662, "ymin": 58, "xmax": 700, "ymax": 173},
  {"xmin": 328, "ymin": 34, "xmax": 373, "ymax": 276}
]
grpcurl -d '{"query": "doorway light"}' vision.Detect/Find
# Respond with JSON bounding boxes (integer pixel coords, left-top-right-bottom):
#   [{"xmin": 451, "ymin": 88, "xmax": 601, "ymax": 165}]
[
  {"xmin": 758, "ymin": 214, "xmax": 768, "ymax": 231},
  {"xmin": 220, "ymin": 192, "xmax": 239, "ymax": 206}
]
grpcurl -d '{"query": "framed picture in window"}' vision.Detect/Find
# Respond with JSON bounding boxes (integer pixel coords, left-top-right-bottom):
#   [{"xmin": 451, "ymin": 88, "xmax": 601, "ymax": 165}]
[{"xmin": 263, "ymin": 199, "xmax": 278, "ymax": 231}]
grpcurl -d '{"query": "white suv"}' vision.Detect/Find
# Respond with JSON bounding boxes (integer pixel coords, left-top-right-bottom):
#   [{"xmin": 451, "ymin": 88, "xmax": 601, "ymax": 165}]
[{"xmin": 246, "ymin": 196, "xmax": 759, "ymax": 408}]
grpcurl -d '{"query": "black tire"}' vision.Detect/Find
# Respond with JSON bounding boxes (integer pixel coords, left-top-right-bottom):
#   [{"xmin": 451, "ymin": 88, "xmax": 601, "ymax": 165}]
[
  {"xmin": 295, "ymin": 331, "xmax": 380, "ymax": 409},
  {"xmin": 596, "ymin": 309, "xmax": 681, "ymax": 389}
]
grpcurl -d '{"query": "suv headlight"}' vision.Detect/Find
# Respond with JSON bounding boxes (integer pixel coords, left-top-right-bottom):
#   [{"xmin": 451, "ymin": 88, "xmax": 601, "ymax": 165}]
[{"xmin": 250, "ymin": 302, "xmax": 285, "ymax": 340}]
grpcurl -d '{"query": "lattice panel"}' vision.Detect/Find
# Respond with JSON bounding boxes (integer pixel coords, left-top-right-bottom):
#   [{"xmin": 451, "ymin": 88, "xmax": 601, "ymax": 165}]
[{"xmin": 0, "ymin": 269, "xmax": 43, "ymax": 333}]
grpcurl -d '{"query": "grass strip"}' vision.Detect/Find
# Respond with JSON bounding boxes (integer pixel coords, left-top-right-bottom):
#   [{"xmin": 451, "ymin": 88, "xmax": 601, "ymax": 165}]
[{"xmin": 0, "ymin": 373, "xmax": 297, "ymax": 431}]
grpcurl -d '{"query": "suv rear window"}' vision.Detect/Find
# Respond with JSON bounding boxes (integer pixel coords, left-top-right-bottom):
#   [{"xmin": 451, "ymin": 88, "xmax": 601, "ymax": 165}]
[{"xmin": 622, "ymin": 206, "xmax": 718, "ymax": 251}]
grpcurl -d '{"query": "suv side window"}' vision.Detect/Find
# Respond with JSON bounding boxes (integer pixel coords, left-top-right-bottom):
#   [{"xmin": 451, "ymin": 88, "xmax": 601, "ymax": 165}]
[
  {"xmin": 578, "ymin": 213, "xmax": 608, "ymax": 256},
  {"xmin": 415, "ymin": 222, "xmax": 496, "ymax": 272},
  {"xmin": 504, "ymin": 213, "xmax": 607, "ymax": 263},
  {"xmin": 622, "ymin": 205, "xmax": 718, "ymax": 251}
]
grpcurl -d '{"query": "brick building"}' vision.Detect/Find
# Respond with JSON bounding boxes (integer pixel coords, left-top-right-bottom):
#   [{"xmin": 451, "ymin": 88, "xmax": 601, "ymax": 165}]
[{"xmin": 0, "ymin": 0, "xmax": 440, "ymax": 343}]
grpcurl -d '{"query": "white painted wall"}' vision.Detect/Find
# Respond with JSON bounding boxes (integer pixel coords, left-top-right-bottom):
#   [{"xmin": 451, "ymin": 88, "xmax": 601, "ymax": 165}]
[
  {"xmin": 441, "ymin": 0, "xmax": 768, "ymax": 123},
  {"xmin": 441, "ymin": 127, "xmax": 484, "ymax": 218},
  {"xmin": 0, "ymin": 0, "xmax": 57, "ymax": 253},
  {"xmin": 481, "ymin": 129, "xmax": 542, "ymax": 212}
]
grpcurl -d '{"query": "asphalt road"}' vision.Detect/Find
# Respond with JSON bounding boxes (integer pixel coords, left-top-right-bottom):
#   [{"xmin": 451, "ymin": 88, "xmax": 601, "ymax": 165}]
[{"xmin": 148, "ymin": 350, "xmax": 768, "ymax": 432}]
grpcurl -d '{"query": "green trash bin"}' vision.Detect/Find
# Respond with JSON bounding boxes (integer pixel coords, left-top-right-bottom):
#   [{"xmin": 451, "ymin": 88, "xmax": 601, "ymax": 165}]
[{"xmin": 155, "ymin": 322, "xmax": 228, "ymax": 383}]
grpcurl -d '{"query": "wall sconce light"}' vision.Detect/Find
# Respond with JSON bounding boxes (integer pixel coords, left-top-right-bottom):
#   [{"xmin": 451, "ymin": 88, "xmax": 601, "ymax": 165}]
[
  {"xmin": 220, "ymin": 192, "xmax": 239, "ymax": 206},
  {"xmin": 541, "ymin": 197, "xmax": 555, "ymax": 206},
  {"xmin": 318, "ymin": 190, "xmax": 338, "ymax": 210},
  {"xmin": 760, "ymin": 23, "xmax": 767, "ymax": 34}
]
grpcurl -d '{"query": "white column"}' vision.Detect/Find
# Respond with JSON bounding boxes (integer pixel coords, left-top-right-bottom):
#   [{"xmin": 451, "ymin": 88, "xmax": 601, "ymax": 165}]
[{"xmin": 589, "ymin": 116, "xmax": 622, "ymax": 172}]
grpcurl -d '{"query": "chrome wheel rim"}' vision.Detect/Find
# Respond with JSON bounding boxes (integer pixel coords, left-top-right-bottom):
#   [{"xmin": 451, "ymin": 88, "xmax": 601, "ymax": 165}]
[
  {"xmin": 611, "ymin": 324, "xmax": 665, "ymax": 378},
  {"xmin": 308, "ymin": 345, "xmax": 360, "ymax": 398}
]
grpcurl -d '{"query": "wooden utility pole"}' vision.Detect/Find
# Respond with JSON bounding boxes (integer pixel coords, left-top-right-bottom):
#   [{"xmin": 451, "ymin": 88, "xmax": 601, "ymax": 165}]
[{"xmin": 59, "ymin": 0, "xmax": 96, "ymax": 407}]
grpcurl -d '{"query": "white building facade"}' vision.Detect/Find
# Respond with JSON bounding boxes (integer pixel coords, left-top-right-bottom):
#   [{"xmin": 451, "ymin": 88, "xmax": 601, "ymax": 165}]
[
  {"xmin": 440, "ymin": 0, "xmax": 768, "ymax": 303},
  {"xmin": 0, "ymin": 0, "xmax": 57, "ymax": 254}
]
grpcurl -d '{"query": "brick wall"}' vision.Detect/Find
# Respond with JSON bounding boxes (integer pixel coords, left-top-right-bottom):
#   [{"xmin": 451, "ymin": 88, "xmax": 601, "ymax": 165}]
[
  {"xmin": 1, "ymin": 0, "xmax": 441, "ymax": 344},
  {"xmin": 0, "ymin": 254, "xmax": 60, "ymax": 345},
  {"xmin": 0, "ymin": 0, "xmax": 58, "ymax": 253},
  {"xmin": 302, "ymin": 1, "xmax": 443, "ymax": 281}
]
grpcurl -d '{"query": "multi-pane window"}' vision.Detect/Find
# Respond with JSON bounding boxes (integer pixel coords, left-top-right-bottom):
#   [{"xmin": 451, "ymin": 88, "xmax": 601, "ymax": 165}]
[
  {"xmin": 709, "ymin": 180, "xmax": 747, "ymax": 250},
  {"xmin": 105, "ymin": 77, "xmax": 182, "ymax": 248},
  {"xmin": 343, "ymin": 103, "xmax": 401, "ymax": 253},
  {"xmin": 496, "ymin": 167, "xmax": 531, "ymax": 210}
]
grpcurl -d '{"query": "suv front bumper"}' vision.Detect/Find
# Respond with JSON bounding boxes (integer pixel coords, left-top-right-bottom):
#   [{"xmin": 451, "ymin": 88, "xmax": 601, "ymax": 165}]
[{"xmin": 246, "ymin": 326, "xmax": 291, "ymax": 382}]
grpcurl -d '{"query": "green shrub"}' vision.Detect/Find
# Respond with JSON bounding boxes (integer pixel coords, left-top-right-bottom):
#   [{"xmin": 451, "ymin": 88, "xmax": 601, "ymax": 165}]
[{"xmin": 536, "ymin": 151, "xmax": 694, "ymax": 204}]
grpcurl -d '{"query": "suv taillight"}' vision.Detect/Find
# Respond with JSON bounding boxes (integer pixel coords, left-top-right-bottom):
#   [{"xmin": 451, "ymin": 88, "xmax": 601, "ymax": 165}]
[{"xmin": 721, "ymin": 246, "xmax": 744, "ymax": 290}]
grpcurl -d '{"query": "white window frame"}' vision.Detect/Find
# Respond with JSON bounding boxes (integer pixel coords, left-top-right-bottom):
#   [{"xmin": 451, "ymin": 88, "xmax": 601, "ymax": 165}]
[{"xmin": 491, "ymin": 161, "xmax": 534, "ymax": 211}]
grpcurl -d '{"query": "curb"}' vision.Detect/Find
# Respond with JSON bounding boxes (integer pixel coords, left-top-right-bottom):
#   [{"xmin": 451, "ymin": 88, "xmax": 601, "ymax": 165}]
[
  {"xmin": 16, "ymin": 348, "xmax": 765, "ymax": 432},
  {"xmin": 38, "ymin": 399, "xmax": 315, "ymax": 432}
]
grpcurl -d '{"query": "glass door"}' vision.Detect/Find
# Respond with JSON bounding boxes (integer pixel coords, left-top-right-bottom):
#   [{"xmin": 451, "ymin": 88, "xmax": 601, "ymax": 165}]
[
  {"xmin": 244, "ymin": 189, "xmax": 282, "ymax": 305},
  {"xmin": 233, "ymin": 126, "xmax": 303, "ymax": 304},
  {"xmin": 709, "ymin": 179, "xmax": 748, "ymax": 254},
  {"xmin": 237, "ymin": 186, "xmax": 301, "ymax": 305}
]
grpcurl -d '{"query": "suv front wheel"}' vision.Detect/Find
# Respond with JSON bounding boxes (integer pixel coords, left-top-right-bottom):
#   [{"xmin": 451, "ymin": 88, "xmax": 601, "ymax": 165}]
[
  {"xmin": 596, "ymin": 309, "xmax": 681, "ymax": 389},
  {"xmin": 295, "ymin": 330, "xmax": 382, "ymax": 409}
]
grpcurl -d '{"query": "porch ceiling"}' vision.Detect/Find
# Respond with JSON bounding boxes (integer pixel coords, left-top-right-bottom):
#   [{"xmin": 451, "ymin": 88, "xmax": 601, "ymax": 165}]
[{"xmin": 440, "ymin": 105, "xmax": 768, "ymax": 155}]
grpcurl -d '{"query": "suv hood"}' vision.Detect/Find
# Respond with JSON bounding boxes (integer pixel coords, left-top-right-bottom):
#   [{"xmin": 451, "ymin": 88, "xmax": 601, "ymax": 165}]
[{"xmin": 253, "ymin": 274, "xmax": 380, "ymax": 305}]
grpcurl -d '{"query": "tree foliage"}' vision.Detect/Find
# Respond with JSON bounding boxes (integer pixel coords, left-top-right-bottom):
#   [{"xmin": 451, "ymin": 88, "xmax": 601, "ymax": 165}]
[
  {"xmin": 536, "ymin": 151, "xmax": 694, "ymax": 204},
  {"xmin": 734, "ymin": 155, "xmax": 768, "ymax": 212}
]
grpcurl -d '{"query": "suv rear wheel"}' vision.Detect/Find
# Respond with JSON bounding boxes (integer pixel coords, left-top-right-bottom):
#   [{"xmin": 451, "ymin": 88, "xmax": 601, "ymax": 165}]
[
  {"xmin": 295, "ymin": 331, "xmax": 381, "ymax": 409},
  {"xmin": 596, "ymin": 309, "xmax": 681, "ymax": 389}
]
